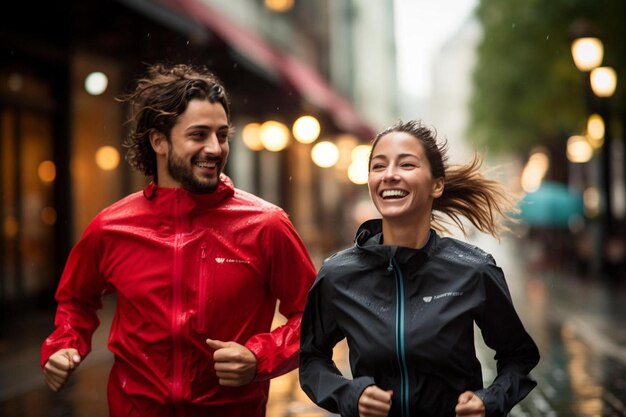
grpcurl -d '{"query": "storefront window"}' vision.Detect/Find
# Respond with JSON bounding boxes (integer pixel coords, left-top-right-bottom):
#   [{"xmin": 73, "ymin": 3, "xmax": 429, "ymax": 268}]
[{"xmin": 1, "ymin": 71, "xmax": 55, "ymax": 308}]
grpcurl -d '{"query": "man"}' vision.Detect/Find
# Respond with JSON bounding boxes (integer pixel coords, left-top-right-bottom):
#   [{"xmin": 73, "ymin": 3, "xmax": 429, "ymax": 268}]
[{"xmin": 41, "ymin": 63, "xmax": 317, "ymax": 416}]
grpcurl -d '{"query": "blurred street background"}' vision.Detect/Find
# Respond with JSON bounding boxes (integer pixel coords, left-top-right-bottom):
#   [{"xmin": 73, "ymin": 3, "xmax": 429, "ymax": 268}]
[{"xmin": 1, "ymin": 0, "xmax": 626, "ymax": 415}]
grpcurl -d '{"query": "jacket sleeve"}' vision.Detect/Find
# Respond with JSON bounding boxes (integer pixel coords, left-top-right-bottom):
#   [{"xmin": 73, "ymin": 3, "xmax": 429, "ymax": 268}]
[
  {"xmin": 299, "ymin": 265, "xmax": 376, "ymax": 417},
  {"xmin": 245, "ymin": 211, "xmax": 317, "ymax": 380},
  {"xmin": 40, "ymin": 217, "xmax": 108, "ymax": 368},
  {"xmin": 474, "ymin": 260, "xmax": 540, "ymax": 417}
]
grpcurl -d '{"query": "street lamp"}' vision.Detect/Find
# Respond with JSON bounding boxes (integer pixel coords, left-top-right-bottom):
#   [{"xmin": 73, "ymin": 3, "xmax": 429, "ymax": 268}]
[
  {"xmin": 586, "ymin": 114, "xmax": 605, "ymax": 148},
  {"xmin": 566, "ymin": 135, "xmax": 593, "ymax": 164},
  {"xmin": 570, "ymin": 32, "xmax": 619, "ymax": 274},
  {"xmin": 259, "ymin": 120, "xmax": 290, "ymax": 152},
  {"xmin": 292, "ymin": 115, "xmax": 321, "ymax": 144},
  {"xmin": 590, "ymin": 66, "xmax": 617, "ymax": 98},
  {"xmin": 242, "ymin": 122, "xmax": 264, "ymax": 151},
  {"xmin": 570, "ymin": 37, "xmax": 603, "ymax": 72}
]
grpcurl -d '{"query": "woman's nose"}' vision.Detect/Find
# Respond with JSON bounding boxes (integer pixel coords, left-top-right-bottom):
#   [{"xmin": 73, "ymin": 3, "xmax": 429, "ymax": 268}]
[{"xmin": 382, "ymin": 165, "xmax": 399, "ymax": 181}]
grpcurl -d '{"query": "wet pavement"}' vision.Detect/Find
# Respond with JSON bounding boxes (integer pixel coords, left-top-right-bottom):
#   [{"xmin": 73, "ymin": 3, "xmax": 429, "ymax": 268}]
[{"xmin": 1, "ymin": 234, "xmax": 625, "ymax": 416}]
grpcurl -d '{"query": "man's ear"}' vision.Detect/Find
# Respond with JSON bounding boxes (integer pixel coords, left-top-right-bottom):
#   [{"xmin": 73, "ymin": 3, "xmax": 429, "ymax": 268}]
[
  {"xmin": 431, "ymin": 177, "xmax": 444, "ymax": 199},
  {"xmin": 150, "ymin": 130, "xmax": 168, "ymax": 156}
]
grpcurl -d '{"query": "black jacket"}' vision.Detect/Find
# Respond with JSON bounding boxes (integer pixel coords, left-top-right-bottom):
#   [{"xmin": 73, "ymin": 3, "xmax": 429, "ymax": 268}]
[{"xmin": 299, "ymin": 219, "xmax": 539, "ymax": 417}]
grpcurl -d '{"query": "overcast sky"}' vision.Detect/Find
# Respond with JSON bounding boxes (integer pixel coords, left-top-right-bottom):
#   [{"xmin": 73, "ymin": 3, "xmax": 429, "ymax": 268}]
[{"xmin": 394, "ymin": 0, "xmax": 478, "ymax": 99}]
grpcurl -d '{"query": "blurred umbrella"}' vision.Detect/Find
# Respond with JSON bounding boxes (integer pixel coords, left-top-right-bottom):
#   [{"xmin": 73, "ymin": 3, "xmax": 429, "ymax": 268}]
[{"xmin": 518, "ymin": 181, "xmax": 584, "ymax": 228}]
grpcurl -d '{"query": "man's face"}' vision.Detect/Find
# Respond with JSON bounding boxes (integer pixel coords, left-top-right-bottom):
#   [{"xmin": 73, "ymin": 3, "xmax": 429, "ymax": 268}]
[{"xmin": 161, "ymin": 99, "xmax": 230, "ymax": 193}]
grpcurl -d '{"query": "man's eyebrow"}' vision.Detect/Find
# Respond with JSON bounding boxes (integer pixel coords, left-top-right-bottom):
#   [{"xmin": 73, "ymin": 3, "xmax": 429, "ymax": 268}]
[{"xmin": 186, "ymin": 123, "xmax": 229, "ymax": 130}]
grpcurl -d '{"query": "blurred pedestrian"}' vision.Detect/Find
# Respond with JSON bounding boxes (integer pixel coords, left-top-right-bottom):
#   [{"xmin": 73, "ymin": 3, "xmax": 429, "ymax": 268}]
[
  {"xmin": 299, "ymin": 119, "xmax": 539, "ymax": 417},
  {"xmin": 41, "ymin": 63, "xmax": 317, "ymax": 417}
]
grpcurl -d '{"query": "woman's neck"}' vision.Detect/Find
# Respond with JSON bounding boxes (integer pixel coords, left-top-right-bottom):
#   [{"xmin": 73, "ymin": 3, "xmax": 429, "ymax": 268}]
[{"xmin": 382, "ymin": 218, "xmax": 431, "ymax": 249}]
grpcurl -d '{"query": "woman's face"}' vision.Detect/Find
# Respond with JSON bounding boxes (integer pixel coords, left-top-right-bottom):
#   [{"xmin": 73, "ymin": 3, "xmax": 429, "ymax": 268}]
[{"xmin": 368, "ymin": 131, "xmax": 443, "ymax": 223}]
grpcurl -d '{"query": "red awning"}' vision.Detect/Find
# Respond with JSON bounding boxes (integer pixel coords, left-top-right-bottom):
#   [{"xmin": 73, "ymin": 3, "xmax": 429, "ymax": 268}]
[{"xmin": 158, "ymin": 0, "xmax": 377, "ymax": 140}]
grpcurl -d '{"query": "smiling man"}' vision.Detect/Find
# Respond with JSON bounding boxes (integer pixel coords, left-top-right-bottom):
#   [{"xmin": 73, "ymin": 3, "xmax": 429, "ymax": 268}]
[{"xmin": 41, "ymin": 64, "xmax": 317, "ymax": 417}]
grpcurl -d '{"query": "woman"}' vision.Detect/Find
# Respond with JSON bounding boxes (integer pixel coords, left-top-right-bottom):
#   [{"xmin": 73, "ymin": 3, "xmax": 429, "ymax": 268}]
[{"xmin": 299, "ymin": 120, "xmax": 539, "ymax": 417}]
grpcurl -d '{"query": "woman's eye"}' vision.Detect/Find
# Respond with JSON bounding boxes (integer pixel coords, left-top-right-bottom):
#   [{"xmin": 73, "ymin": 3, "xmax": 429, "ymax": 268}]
[{"xmin": 371, "ymin": 163, "xmax": 385, "ymax": 170}]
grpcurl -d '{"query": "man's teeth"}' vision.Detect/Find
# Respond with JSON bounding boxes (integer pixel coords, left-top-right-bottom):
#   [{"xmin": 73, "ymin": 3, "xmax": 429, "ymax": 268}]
[
  {"xmin": 195, "ymin": 161, "xmax": 217, "ymax": 168},
  {"xmin": 381, "ymin": 190, "xmax": 408, "ymax": 198}
]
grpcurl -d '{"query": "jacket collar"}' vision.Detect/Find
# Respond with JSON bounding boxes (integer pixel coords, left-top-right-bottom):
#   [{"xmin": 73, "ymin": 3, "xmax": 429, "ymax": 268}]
[
  {"xmin": 142, "ymin": 173, "xmax": 235, "ymax": 211},
  {"xmin": 354, "ymin": 218, "xmax": 437, "ymax": 263}
]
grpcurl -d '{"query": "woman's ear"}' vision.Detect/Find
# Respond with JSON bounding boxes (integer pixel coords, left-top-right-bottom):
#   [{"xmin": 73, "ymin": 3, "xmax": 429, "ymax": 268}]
[
  {"xmin": 150, "ymin": 130, "xmax": 168, "ymax": 156},
  {"xmin": 431, "ymin": 177, "xmax": 444, "ymax": 198}
]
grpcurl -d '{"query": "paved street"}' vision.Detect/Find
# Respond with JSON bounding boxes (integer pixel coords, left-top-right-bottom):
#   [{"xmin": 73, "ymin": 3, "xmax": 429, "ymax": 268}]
[
  {"xmin": 1, "ymin": 234, "xmax": 625, "ymax": 416},
  {"xmin": 472, "ymin": 233, "xmax": 626, "ymax": 417}
]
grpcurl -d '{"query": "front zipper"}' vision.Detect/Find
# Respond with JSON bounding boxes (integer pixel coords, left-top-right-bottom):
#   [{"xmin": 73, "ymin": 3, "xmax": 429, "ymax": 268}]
[
  {"xmin": 197, "ymin": 244, "xmax": 209, "ymax": 330},
  {"xmin": 390, "ymin": 257, "xmax": 411, "ymax": 417},
  {"xmin": 172, "ymin": 189, "xmax": 184, "ymax": 402}
]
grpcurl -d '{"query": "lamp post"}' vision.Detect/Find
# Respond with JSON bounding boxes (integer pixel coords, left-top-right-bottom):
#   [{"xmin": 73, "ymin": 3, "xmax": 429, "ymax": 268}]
[
  {"xmin": 589, "ymin": 66, "xmax": 618, "ymax": 237},
  {"xmin": 571, "ymin": 35, "xmax": 618, "ymax": 273}
]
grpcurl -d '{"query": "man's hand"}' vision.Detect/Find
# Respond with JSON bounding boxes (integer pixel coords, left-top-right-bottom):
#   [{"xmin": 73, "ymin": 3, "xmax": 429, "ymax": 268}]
[
  {"xmin": 358, "ymin": 385, "xmax": 393, "ymax": 417},
  {"xmin": 455, "ymin": 391, "xmax": 485, "ymax": 417},
  {"xmin": 43, "ymin": 348, "xmax": 81, "ymax": 391},
  {"xmin": 206, "ymin": 339, "xmax": 257, "ymax": 387}
]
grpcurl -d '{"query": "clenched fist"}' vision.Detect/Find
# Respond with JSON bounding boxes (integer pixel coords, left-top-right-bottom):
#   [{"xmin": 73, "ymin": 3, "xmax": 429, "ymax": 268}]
[{"xmin": 43, "ymin": 348, "xmax": 81, "ymax": 391}]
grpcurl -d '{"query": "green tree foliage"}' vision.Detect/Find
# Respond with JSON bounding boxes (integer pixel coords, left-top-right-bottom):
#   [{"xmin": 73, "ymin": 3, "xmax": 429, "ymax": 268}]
[{"xmin": 469, "ymin": 0, "xmax": 626, "ymax": 154}]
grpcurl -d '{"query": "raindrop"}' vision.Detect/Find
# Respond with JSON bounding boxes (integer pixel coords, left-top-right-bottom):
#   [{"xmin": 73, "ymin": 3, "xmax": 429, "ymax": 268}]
[
  {"xmin": 289, "ymin": 176, "xmax": 292, "ymax": 181},
  {"xmin": 546, "ymin": 35, "xmax": 550, "ymax": 40},
  {"xmin": 512, "ymin": 23, "xmax": 516, "ymax": 29},
  {"xmin": 146, "ymin": 32, "xmax": 151, "ymax": 38}
]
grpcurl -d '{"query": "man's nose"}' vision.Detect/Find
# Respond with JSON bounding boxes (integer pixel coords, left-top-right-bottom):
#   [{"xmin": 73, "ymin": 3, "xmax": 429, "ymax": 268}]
[{"xmin": 202, "ymin": 134, "xmax": 221, "ymax": 154}]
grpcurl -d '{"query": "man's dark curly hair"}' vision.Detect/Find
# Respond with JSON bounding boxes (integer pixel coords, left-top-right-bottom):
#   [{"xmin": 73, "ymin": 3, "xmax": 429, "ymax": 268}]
[{"xmin": 120, "ymin": 63, "xmax": 231, "ymax": 178}]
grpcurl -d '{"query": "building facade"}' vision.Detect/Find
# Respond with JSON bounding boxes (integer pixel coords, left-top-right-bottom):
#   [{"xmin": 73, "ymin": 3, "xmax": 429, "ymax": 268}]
[{"xmin": 1, "ymin": 0, "xmax": 397, "ymax": 319}]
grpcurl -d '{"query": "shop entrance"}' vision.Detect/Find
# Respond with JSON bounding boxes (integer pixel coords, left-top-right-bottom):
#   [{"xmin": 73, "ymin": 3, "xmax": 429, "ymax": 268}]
[{"xmin": 1, "ymin": 71, "xmax": 57, "ymax": 314}]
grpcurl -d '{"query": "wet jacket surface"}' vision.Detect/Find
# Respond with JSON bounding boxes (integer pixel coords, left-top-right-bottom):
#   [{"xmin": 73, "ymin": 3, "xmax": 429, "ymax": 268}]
[
  {"xmin": 41, "ymin": 175, "xmax": 316, "ymax": 416},
  {"xmin": 300, "ymin": 219, "xmax": 539, "ymax": 417}
]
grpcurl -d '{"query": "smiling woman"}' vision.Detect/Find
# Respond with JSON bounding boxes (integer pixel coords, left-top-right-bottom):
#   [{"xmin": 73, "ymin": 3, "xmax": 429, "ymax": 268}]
[
  {"xmin": 368, "ymin": 130, "xmax": 444, "ymax": 245},
  {"xmin": 299, "ymin": 119, "xmax": 540, "ymax": 417}
]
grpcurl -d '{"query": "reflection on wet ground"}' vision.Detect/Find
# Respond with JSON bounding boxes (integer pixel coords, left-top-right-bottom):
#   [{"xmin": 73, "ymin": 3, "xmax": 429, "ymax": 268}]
[
  {"xmin": 476, "ymin": 235, "xmax": 626, "ymax": 417},
  {"xmin": 1, "ymin": 236, "xmax": 625, "ymax": 416}
]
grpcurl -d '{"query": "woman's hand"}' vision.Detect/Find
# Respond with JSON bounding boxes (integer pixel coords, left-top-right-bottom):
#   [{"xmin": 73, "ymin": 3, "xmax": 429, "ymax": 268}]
[
  {"xmin": 358, "ymin": 385, "xmax": 393, "ymax": 417},
  {"xmin": 455, "ymin": 391, "xmax": 485, "ymax": 417}
]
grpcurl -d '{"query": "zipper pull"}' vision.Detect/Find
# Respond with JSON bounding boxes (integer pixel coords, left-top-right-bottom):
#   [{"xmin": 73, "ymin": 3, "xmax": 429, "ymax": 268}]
[
  {"xmin": 201, "ymin": 245, "xmax": 206, "ymax": 260},
  {"xmin": 387, "ymin": 258, "xmax": 393, "ymax": 272}
]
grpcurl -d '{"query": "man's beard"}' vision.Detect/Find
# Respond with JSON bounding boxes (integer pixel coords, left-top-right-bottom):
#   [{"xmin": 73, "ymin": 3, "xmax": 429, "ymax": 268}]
[{"xmin": 166, "ymin": 150, "xmax": 221, "ymax": 194}]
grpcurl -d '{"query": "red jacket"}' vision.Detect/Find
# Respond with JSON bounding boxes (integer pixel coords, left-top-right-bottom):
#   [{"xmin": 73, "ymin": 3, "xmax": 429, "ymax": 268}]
[{"xmin": 41, "ymin": 176, "xmax": 317, "ymax": 416}]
